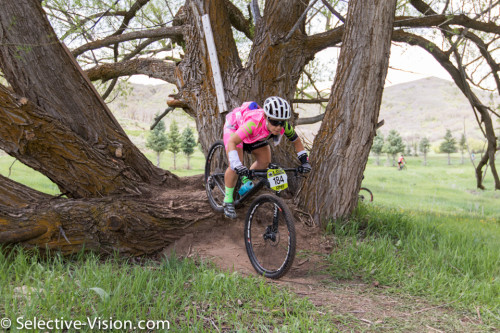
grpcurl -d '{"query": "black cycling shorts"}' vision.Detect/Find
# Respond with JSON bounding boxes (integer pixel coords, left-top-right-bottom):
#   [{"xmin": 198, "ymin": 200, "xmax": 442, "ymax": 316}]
[{"xmin": 243, "ymin": 140, "xmax": 269, "ymax": 153}]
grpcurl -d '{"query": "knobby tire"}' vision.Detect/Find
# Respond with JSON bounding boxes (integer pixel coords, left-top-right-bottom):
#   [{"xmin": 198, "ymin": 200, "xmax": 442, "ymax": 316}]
[{"xmin": 244, "ymin": 194, "xmax": 296, "ymax": 279}]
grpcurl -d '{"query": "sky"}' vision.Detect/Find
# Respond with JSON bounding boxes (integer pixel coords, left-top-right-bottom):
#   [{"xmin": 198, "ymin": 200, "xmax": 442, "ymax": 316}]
[{"xmin": 386, "ymin": 44, "xmax": 452, "ymax": 86}]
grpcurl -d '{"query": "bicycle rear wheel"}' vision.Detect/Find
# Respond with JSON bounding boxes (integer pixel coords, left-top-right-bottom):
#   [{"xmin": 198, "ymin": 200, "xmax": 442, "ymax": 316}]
[
  {"xmin": 244, "ymin": 194, "xmax": 296, "ymax": 279},
  {"xmin": 359, "ymin": 187, "xmax": 374, "ymax": 202},
  {"xmin": 205, "ymin": 140, "xmax": 227, "ymax": 213}
]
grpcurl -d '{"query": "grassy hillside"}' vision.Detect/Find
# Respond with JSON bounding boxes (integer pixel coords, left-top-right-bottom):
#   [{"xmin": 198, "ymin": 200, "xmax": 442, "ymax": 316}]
[{"xmin": 110, "ymin": 77, "xmax": 499, "ymax": 152}]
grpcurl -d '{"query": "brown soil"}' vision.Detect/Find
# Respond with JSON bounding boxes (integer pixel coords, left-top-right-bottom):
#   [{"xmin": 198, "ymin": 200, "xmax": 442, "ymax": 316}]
[{"xmin": 161, "ymin": 175, "xmax": 491, "ymax": 332}]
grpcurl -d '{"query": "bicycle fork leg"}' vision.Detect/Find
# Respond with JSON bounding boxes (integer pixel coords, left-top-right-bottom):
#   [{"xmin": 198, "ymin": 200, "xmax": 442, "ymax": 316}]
[{"xmin": 272, "ymin": 204, "xmax": 279, "ymax": 233}]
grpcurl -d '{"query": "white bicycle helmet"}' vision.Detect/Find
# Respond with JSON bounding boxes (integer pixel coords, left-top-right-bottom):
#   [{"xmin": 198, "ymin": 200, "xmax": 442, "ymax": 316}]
[{"xmin": 264, "ymin": 96, "xmax": 291, "ymax": 120}]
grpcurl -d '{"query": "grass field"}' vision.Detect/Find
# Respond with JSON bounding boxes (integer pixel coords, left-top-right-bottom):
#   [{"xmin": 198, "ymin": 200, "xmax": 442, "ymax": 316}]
[
  {"xmin": 332, "ymin": 153, "xmax": 500, "ymax": 325},
  {"xmin": 0, "ymin": 149, "xmax": 499, "ymax": 329}
]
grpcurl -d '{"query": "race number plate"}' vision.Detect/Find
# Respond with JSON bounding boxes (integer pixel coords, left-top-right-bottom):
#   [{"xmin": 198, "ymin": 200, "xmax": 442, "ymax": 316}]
[{"xmin": 267, "ymin": 168, "xmax": 288, "ymax": 191}]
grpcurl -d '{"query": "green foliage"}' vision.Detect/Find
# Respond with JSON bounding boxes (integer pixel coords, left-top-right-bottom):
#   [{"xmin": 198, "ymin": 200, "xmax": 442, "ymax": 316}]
[
  {"xmin": 146, "ymin": 119, "xmax": 168, "ymax": 154},
  {"xmin": 383, "ymin": 130, "xmax": 405, "ymax": 164},
  {"xmin": 405, "ymin": 142, "xmax": 412, "ymax": 156},
  {"xmin": 181, "ymin": 127, "xmax": 196, "ymax": 156},
  {"xmin": 168, "ymin": 120, "xmax": 181, "ymax": 154},
  {"xmin": 371, "ymin": 131, "xmax": 384, "ymax": 155},
  {"xmin": 419, "ymin": 137, "xmax": 430, "ymax": 154},
  {"xmin": 459, "ymin": 133, "xmax": 467, "ymax": 153},
  {"xmin": 181, "ymin": 127, "xmax": 197, "ymax": 169},
  {"xmin": 440, "ymin": 129, "xmax": 457, "ymax": 154},
  {"xmin": 168, "ymin": 120, "xmax": 181, "ymax": 169}
]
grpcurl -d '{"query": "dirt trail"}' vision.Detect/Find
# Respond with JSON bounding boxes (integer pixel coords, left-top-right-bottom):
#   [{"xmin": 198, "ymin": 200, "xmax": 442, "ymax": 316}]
[{"xmin": 162, "ymin": 176, "xmax": 488, "ymax": 332}]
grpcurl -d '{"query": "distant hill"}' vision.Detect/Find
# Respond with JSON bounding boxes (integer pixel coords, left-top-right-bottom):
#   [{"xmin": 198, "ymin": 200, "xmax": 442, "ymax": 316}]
[
  {"xmin": 378, "ymin": 76, "xmax": 498, "ymax": 143},
  {"xmin": 109, "ymin": 77, "xmax": 498, "ymax": 147}
]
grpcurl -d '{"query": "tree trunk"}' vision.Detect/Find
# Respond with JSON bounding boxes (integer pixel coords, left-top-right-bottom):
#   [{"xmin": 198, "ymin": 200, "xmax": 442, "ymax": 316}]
[
  {"xmin": 424, "ymin": 152, "xmax": 427, "ymax": 166},
  {"xmin": 448, "ymin": 153, "xmax": 451, "ymax": 165},
  {"xmin": 298, "ymin": 0, "xmax": 397, "ymax": 224},
  {"xmin": 0, "ymin": 0, "xmax": 209, "ymax": 254},
  {"xmin": 175, "ymin": 0, "xmax": 317, "ymax": 165},
  {"xmin": 0, "ymin": 0, "xmax": 177, "ymax": 198},
  {"xmin": 0, "ymin": 174, "xmax": 214, "ymax": 254}
]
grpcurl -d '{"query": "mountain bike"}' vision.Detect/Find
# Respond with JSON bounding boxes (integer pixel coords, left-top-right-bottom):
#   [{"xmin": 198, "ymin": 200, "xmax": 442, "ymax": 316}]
[
  {"xmin": 204, "ymin": 140, "xmax": 298, "ymax": 279},
  {"xmin": 358, "ymin": 187, "xmax": 373, "ymax": 202}
]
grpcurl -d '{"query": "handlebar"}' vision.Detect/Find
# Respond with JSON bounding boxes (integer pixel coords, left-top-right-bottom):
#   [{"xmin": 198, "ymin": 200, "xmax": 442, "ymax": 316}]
[{"xmin": 248, "ymin": 167, "xmax": 302, "ymax": 179}]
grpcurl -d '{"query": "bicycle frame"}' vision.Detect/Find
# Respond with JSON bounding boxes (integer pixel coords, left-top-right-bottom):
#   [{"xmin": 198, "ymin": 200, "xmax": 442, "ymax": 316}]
[
  {"xmin": 208, "ymin": 167, "xmax": 298, "ymax": 207},
  {"xmin": 236, "ymin": 167, "xmax": 299, "ymax": 207}
]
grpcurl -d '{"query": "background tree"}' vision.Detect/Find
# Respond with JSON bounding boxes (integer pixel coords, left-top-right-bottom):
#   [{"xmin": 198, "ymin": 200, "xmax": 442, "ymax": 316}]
[
  {"xmin": 168, "ymin": 120, "xmax": 181, "ymax": 170},
  {"xmin": 371, "ymin": 131, "xmax": 384, "ymax": 166},
  {"xmin": 459, "ymin": 133, "xmax": 467, "ymax": 165},
  {"xmin": 383, "ymin": 130, "xmax": 406, "ymax": 167},
  {"xmin": 419, "ymin": 137, "xmax": 430, "ymax": 166},
  {"xmin": 440, "ymin": 129, "xmax": 458, "ymax": 165},
  {"xmin": 181, "ymin": 127, "xmax": 197, "ymax": 169},
  {"xmin": 406, "ymin": 142, "xmax": 412, "ymax": 156},
  {"xmin": 146, "ymin": 119, "xmax": 169, "ymax": 167}
]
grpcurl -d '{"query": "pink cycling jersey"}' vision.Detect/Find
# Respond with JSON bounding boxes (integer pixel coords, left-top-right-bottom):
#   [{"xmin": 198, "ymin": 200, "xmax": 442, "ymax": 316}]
[{"xmin": 223, "ymin": 102, "xmax": 285, "ymax": 149}]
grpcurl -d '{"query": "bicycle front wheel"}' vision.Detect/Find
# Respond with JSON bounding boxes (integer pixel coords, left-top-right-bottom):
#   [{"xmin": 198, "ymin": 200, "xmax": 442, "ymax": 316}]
[
  {"xmin": 205, "ymin": 140, "xmax": 227, "ymax": 213},
  {"xmin": 244, "ymin": 194, "xmax": 296, "ymax": 279},
  {"xmin": 359, "ymin": 187, "xmax": 374, "ymax": 202}
]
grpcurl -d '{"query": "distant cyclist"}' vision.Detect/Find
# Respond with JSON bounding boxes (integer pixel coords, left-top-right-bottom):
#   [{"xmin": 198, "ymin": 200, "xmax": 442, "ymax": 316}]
[
  {"xmin": 398, "ymin": 154, "xmax": 406, "ymax": 170},
  {"xmin": 223, "ymin": 96, "xmax": 311, "ymax": 219}
]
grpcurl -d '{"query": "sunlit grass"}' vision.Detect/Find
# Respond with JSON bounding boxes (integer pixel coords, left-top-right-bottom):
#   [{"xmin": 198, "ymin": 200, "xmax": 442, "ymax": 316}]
[
  {"xmin": 324, "ymin": 153, "xmax": 500, "ymax": 325},
  {"xmin": 362, "ymin": 154, "xmax": 499, "ymax": 217},
  {"xmin": 0, "ymin": 249, "xmax": 339, "ymax": 332}
]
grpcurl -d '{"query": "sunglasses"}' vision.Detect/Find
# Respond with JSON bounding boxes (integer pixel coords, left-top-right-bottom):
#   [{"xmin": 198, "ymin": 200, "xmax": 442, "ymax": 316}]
[{"xmin": 268, "ymin": 118, "xmax": 285, "ymax": 127}]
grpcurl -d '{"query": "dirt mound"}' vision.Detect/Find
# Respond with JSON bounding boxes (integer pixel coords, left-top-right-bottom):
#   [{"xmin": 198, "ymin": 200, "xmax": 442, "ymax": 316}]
[
  {"xmin": 161, "ymin": 175, "xmax": 485, "ymax": 332},
  {"xmin": 162, "ymin": 174, "xmax": 329, "ymax": 277}
]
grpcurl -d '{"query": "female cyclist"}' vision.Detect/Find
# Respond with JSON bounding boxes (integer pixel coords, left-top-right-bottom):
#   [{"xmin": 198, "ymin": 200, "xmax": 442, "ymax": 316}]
[{"xmin": 222, "ymin": 96, "xmax": 311, "ymax": 219}]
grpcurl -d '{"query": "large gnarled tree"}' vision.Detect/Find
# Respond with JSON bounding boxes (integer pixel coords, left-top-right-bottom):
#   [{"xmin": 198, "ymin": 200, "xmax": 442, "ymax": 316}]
[{"xmin": 0, "ymin": 0, "xmax": 498, "ymax": 252}]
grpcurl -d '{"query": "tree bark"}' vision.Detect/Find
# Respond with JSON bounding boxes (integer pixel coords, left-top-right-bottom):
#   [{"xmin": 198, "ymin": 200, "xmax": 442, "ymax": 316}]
[
  {"xmin": 175, "ymin": 0, "xmax": 325, "ymax": 174},
  {"xmin": 298, "ymin": 0, "xmax": 397, "ymax": 224},
  {"xmin": 0, "ymin": 175, "xmax": 214, "ymax": 254},
  {"xmin": 0, "ymin": 0, "xmax": 177, "ymax": 198},
  {"xmin": 0, "ymin": 0, "xmax": 200, "ymax": 254}
]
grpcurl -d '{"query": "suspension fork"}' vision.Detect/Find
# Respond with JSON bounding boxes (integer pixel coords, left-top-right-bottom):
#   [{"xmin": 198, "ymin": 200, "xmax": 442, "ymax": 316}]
[{"xmin": 272, "ymin": 203, "xmax": 280, "ymax": 233}]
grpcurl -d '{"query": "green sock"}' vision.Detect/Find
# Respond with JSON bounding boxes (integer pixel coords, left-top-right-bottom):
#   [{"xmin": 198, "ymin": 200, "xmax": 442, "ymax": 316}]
[
  {"xmin": 224, "ymin": 187, "xmax": 234, "ymax": 203},
  {"xmin": 241, "ymin": 176, "xmax": 250, "ymax": 184}
]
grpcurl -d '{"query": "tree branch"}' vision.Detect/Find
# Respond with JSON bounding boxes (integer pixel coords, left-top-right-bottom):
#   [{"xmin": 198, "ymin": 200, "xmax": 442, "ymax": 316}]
[
  {"xmin": 296, "ymin": 113, "xmax": 325, "ymax": 125},
  {"xmin": 320, "ymin": 0, "xmax": 345, "ymax": 23},
  {"xmin": 0, "ymin": 174, "xmax": 53, "ymax": 208},
  {"xmin": 72, "ymin": 26, "xmax": 184, "ymax": 57},
  {"xmin": 305, "ymin": 25, "xmax": 344, "ymax": 54},
  {"xmin": 151, "ymin": 107, "xmax": 175, "ymax": 130},
  {"xmin": 113, "ymin": 0, "xmax": 151, "ymax": 37},
  {"xmin": 0, "ymin": 85, "xmax": 175, "ymax": 198},
  {"xmin": 250, "ymin": 0, "xmax": 261, "ymax": 25},
  {"xmin": 284, "ymin": 0, "xmax": 319, "ymax": 43},
  {"xmin": 225, "ymin": 0, "xmax": 253, "ymax": 40},
  {"xmin": 292, "ymin": 98, "xmax": 329, "ymax": 104},
  {"xmin": 394, "ymin": 14, "xmax": 500, "ymax": 34},
  {"xmin": 393, "ymin": 30, "xmax": 499, "ymax": 189},
  {"xmin": 85, "ymin": 58, "xmax": 177, "ymax": 84}
]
